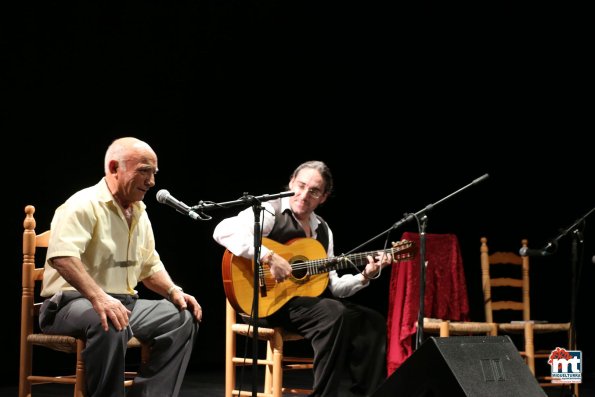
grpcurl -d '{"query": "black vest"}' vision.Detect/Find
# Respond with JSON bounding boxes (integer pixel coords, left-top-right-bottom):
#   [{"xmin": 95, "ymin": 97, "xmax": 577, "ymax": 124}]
[{"xmin": 267, "ymin": 199, "xmax": 329, "ymax": 251}]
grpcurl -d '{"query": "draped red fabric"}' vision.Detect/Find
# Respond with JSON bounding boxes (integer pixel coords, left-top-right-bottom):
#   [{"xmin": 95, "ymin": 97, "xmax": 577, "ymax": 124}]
[{"xmin": 386, "ymin": 232, "xmax": 470, "ymax": 375}]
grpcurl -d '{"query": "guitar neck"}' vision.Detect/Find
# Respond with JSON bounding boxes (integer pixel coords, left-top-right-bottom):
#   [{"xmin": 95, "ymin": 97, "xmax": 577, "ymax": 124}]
[{"xmin": 301, "ymin": 246, "xmax": 409, "ymax": 275}]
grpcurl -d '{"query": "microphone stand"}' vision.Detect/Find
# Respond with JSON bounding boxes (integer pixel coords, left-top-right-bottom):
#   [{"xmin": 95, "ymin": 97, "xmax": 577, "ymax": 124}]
[
  {"xmin": 347, "ymin": 174, "xmax": 489, "ymax": 351},
  {"xmin": 534, "ymin": 206, "xmax": 595, "ymax": 351},
  {"xmin": 191, "ymin": 190, "xmax": 295, "ymax": 397}
]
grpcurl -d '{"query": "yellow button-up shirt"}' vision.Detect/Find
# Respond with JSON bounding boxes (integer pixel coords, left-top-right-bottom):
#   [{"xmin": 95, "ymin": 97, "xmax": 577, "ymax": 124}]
[{"xmin": 41, "ymin": 178, "xmax": 165, "ymax": 297}]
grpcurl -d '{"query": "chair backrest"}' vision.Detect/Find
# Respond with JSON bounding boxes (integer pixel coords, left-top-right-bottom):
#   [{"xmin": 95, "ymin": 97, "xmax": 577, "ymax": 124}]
[
  {"xmin": 21, "ymin": 206, "xmax": 50, "ymax": 332},
  {"xmin": 480, "ymin": 237, "xmax": 530, "ymax": 324}
]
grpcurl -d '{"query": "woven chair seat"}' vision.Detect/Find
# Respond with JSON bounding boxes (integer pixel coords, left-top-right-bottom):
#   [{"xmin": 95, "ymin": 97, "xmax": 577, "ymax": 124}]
[
  {"xmin": 28, "ymin": 334, "xmax": 77, "ymax": 353},
  {"xmin": 498, "ymin": 322, "xmax": 571, "ymax": 334},
  {"xmin": 27, "ymin": 334, "xmax": 145, "ymax": 354}
]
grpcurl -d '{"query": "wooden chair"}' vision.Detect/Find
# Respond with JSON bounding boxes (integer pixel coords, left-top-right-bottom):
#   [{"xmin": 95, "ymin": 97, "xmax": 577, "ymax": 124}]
[
  {"xmin": 225, "ymin": 299, "xmax": 314, "ymax": 397},
  {"xmin": 406, "ymin": 232, "xmax": 497, "ymax": 341},
  {"xmin": 19, "ymin": 205, "xmax": 149, "ymax": 397},
  {"xmin": 481, "ymin": 237, "xmax": 578, "ymax": 396}
]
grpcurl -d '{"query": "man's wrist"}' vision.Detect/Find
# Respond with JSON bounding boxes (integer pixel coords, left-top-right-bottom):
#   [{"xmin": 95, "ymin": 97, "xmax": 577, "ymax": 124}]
[
  {"xmin": 167, "ymin": 284, "xmax": 183, "ymax": 300},
  {"xmin": 361, "ymin": 270, "xmax": 373, "ymax": 280}
]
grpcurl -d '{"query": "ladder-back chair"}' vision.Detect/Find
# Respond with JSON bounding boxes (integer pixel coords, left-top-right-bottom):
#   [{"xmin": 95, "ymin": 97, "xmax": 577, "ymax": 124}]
[
  {"xmin": 19, "ymin": 205, "xmax": 149, "ymax": 397},
  {"xmin": 226, "ymin": 299, "xmax": 314, "ymax": 397},
  {"xmin": 481, "ymin": 237, "xmax": 577, "ymax": 396}
]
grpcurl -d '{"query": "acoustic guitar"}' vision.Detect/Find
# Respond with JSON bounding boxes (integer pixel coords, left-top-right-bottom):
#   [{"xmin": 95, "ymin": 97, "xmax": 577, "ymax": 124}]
[{"xmin": 222, "ymin": 237, "xmax": 415, "ymax": 318}]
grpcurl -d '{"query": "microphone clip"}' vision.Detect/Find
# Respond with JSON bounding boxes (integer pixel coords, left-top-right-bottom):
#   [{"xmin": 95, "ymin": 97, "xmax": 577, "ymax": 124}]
[{"xmin": 519, "ymin": 241, "xmax": 558, "ymax": 257}]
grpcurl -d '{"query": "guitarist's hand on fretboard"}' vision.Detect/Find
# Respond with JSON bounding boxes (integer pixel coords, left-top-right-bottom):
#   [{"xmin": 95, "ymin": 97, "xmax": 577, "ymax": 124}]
[{"xmin": 361, "ymin": 251, "xmax": 396, "ymax": 281}]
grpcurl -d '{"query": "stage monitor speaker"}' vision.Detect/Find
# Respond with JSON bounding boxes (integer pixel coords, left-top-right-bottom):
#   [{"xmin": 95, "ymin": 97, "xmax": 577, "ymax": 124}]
[{"xmin": 374, "ymin": 335, "xmax": 546, "ymax": 397}]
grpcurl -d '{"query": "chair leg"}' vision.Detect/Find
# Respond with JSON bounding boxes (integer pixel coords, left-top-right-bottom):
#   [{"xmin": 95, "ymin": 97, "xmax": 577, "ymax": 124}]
[
  {"xmin": 524, "ymin": 322, "xmax": 535, "ymax": 376},
  {"xmin": 19, "ymin": 340, "xmax": 32, "ymax": 397},
  {"xmin": 439, "ymin": 320, "xmax": 450, "ymax": 337},
  {"xmin": 264, "ymin": 340, "xmax": 274, "ymax": 396},
  {"xmin": 74, "ymin": 339, "xmax": 86, "ymax": 397},
  {"xmin": 270, "ymin": 333, "xmax": 283, "ymax": 397},
  {"xmin": 140, "ymin": 343, "xmax": 150, "ymax": 366},
  {"xmin": 225, "ymin": 322, "xmax": 235, "ymax": 396},
  {"xmin": 488, "ymin": 323, "xmax": 497, "ymax": 336}
]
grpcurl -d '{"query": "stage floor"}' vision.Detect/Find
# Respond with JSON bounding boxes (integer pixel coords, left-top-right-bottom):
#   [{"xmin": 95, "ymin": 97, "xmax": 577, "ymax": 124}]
[{"xmin": 3, "ymin": 367, "xmax": 591, "ymax": 396}]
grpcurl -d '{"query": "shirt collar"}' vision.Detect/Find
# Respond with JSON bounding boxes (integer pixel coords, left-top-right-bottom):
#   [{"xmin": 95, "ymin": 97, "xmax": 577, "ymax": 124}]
[
  {"xmin": 97, "ymin": 178, "xmax": 146, "ymax": 213},
  {"xmin": 280, "ymin": 196, "xmax": 321, "ymax": 234}
]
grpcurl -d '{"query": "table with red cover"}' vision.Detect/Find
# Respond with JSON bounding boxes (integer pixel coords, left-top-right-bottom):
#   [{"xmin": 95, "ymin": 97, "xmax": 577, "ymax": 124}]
[{"xmin": 386, "ymin": 232, "xmax": 470, "ymax": 375}]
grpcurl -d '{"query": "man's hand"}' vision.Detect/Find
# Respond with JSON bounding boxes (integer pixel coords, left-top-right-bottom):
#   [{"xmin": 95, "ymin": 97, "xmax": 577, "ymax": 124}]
[
  {"xmin": 170, "ymin": 290, "xmax": 203, "ymax": 322},
  {"xmin": 90, "ymin": 293, "xmax": 132, "ymax": 332},
  {"xmin": 363, "ymin": 251, "xmax": 394, "ymax": 280}
]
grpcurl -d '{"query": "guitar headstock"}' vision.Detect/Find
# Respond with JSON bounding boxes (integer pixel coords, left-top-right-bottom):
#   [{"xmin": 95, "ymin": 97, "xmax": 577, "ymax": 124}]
[{"xmin": 391, "ymin": 239, "xmax": 416, "ymax": 261}]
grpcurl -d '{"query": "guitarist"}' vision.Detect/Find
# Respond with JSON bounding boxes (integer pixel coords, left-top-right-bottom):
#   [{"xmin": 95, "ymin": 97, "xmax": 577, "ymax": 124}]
[{"xmin": 213, "ymin": 160, "xmax": 394, "ymax": 397}]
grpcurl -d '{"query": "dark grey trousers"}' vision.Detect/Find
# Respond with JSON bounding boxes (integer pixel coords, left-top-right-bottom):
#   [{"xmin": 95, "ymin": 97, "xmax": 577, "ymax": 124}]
[{"xmin": 40, "ymin": 292, "xmax": 199, "ymax": 397}]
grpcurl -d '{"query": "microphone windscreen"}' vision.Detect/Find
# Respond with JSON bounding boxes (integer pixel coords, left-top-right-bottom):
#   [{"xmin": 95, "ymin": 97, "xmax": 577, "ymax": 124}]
[{"xmin": 156, "ymin": 189, "xmax": 170, "ymax": 203}]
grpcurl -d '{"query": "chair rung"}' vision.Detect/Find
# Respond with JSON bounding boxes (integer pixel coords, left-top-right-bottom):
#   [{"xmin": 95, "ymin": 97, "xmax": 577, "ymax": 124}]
[
  {"xmin": 539, "ymin": 382, "xmax": 574, "ymax": 388},
  {"xmin": 232, "ymin": 390, "xmax": 272, "ymax": 397},
  {"xmin": 124, "ymin": 371, "xmax": 138, "ymax": 379},
  {"xmin": 534, "ymin": 353, "xmax": 551, "ymax": 359},
  {"xmin": 232, "ymin": 357, "xmax": 273, "ymax": 365},
  {"xmin": 28, "ymin": 375, "xmax": 77, "ymax": 384},
  {"xmin": 282, "ymin": 387, "xmax": 313, "ymax": 394},
  {"xmin": 28, "ymin": 373, "xmax": 140, "ymax": 387},
  {"xmin": 284, "ymin": 364, "xmax": 314, "ymax": 370},
  {"xmin": 283, "ymin": 356, "xmax": 314, "ymax": 363}
]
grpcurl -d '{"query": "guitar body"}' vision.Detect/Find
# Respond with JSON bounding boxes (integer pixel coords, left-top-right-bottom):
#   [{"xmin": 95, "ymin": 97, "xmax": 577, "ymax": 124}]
[{"xmin": 222, "ymin": 237, "xmax": 328, "ymax": 318}]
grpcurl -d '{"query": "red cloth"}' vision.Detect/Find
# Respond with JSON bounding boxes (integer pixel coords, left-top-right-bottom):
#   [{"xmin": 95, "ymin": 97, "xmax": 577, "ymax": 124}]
[{"xmin": 386, "ymin": 232, "xmax": 470, "ymax": 375}]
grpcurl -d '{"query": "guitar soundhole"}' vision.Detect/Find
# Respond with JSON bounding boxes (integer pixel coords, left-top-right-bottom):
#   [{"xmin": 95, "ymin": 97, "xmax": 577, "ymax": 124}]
[{"xmin": 290, "ymin": 256, "xmax": 309, "ymax": 280}]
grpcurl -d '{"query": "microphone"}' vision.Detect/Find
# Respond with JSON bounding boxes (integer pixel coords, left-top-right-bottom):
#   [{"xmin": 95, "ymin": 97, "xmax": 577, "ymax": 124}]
[
  {"xmin": 519, "ymin": 243, "xmax": 555, "ymax": 257},
  {"xmin": 519, "ymin": 247, "xmax": 552, "ymax": 257},
  {"xmin": 472, "ymin": 173, "xmax": 489, "ymax": 185},
  {"xmin": 156, "ymin": 189, "xmax": 199, "ymax": 220}
]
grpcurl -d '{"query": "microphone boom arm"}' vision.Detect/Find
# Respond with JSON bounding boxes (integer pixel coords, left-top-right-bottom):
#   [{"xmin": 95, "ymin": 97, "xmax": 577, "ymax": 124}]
[{"xmin": 190, "ymin": 191, "xmax": 295, "ymax": 214}]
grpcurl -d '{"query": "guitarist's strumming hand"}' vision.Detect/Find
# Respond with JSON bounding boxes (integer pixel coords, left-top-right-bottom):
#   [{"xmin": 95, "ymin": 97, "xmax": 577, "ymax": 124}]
[
  {"xmin": 263, "ymin": 250, "xmax": 292, "ymax": 283},
  {"xmin": 362, "ymin": 251, "xmax": 395, "ymax": 284}
]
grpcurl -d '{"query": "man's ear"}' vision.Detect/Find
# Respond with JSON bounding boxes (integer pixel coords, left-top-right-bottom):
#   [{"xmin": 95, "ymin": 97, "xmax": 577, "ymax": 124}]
[
  {"xmin": 108, "ymin": 159, "xmax": 119, "ymax": 174},
  {"xmin": 318, "ymin": 192, "xmax": 329, "ymax": 205}
]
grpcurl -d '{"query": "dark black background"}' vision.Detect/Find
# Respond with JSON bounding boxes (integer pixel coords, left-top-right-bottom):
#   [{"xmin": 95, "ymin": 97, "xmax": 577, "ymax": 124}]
[{"xmin": 4, "ymin": 0, "xmax": 592, "ymax": 389}]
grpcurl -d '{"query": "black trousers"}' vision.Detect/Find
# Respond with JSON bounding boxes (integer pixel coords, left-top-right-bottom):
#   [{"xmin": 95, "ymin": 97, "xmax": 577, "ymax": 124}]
[{"xmin": 267, "ymin": 296, "xmax": 386, "ymax": 397}]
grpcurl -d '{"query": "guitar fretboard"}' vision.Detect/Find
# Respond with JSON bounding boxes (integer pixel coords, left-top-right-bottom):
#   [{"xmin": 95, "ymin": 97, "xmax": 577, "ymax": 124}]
[{"xmin": 259, "ymin": 242, "xmax": 414, "ymax": 277}]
